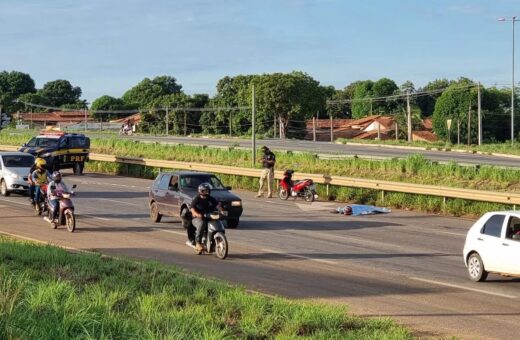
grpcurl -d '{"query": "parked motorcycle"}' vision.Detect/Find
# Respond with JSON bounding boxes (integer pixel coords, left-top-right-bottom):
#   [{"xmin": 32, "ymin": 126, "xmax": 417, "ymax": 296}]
[
  {"xmin": 186, "ymin": 211, "xmax": 229, "ymax": 259},
  {"xmin": 278, "ymin": 169, "xmax": 318, "ymax": 202},
  {"xmin": 44, "ymin": 184, "xmax": 77, "ymax": 232}
]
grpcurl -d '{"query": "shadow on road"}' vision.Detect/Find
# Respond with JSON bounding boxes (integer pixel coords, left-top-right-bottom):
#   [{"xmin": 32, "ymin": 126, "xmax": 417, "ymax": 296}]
[{"xmin": 239, "ymin": 219, "xmax": 402, "ymax": 231}]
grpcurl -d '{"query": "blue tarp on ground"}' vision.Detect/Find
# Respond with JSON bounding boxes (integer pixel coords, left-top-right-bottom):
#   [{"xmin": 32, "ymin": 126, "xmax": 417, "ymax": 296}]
[{"xmin": 336, "ymin": 204, "xmax": 391, "ymax": 216}]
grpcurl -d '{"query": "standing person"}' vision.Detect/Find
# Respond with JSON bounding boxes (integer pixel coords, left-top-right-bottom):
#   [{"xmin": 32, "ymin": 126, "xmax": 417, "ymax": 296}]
[{"xmin": 256, "ymin": 146, "xmax": 276, "ymax": 198}]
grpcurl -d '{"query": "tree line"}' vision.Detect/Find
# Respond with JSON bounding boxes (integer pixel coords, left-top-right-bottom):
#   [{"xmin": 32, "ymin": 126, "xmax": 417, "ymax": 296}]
[{"xmin": 0, "ymin": 70, "xmax": 518, "ymax": 142}]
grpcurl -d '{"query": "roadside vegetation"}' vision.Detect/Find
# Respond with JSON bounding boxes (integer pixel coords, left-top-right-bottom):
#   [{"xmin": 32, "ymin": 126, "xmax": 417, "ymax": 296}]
[
  {"xmin": 1, "ymin": 130, "xmax": 518, "ymax": 216},
  {"xmin": 0, "ymin": 236, "xmax": 411, "ymax": 339}
]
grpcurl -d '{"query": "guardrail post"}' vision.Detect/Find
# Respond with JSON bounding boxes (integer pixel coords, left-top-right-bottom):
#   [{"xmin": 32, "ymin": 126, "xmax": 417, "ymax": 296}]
[
  {"xmin": 326, "ymin": 184, "xmax": 329, "ymax": 197},
  {"xmin": 381, "ymin": 190, "xmax": 385, "ymax": 203},
  {"xmin": 443, "ymin": 196, "xmax": 446, "ymax": 211}
]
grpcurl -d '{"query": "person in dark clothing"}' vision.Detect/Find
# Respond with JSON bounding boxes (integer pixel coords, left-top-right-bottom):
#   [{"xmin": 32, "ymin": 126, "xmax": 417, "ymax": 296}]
[
  {"xmin": 256, "ymin": 146, "xmax": 276, "ymax": 198},
  {"xmin": 190, "ymin": 183, "xmax": 222, "ymax": 254}
]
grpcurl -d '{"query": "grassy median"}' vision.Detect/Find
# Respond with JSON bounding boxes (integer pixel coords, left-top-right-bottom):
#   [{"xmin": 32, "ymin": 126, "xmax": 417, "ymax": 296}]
[{"xmin": 0, "ymin": 236, "xmax": 411, "ymax": 339}]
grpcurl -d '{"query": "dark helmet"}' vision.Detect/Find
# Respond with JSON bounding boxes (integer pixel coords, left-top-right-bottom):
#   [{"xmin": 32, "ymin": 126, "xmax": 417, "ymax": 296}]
[
  {"xmin": 198, "ymin": 183, "xmax": 211, "ymax": 196},
  {"xmin": 52, "ymin": 171, "xmax": 62, "ymax": 182},
  {"xmin": 343, "ymin": 206, "xmax": 353, "ymax": 215},
  {"xmin": 261, "ymin": 146, "xmax": 269, "ymax": 153}
]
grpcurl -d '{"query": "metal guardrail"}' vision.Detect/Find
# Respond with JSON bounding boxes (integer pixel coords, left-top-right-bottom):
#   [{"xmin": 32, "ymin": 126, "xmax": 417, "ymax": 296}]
[
  {"xmin": 2, "ymin": 145, "xmax": 519, "ymax": 206},
  {"xmin": 88, "ymin": 153, "xmax": 520, "ymax": 206}
]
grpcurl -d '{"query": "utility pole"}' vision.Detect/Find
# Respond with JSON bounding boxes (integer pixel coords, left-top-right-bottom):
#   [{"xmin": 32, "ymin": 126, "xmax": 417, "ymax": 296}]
[
  {"xmin": 330, "ymin": 115, "xmax": 333, "ymax": 142},
  {"xmin": 229, "ymin": 111, "xmax": 232, "ymax": 137},
  {"xmin": 84, "ymin": 108, "xmax": 87, "ymax": 132},
  {"xmin": 312, "ymin": 116, "xmax": 316, "ymax": 142},
  {"xmin": 165, "ymin": 107, "xmax": 169, "ymax": 135},
  {"xmin": 478, "ymin": 82, "xmax": 482, "ymax": 145},
  {"xmin": 252, "ymin": 85, "xmax": 256, "ymax": 168},
  {"xmin": 273, "ymin": 114, "xmax": 277, "ymax": 138},
  {"xmin": 406, "ymin": 91, "xmax": 412, "ymax": 142},
  {"xmin": 395, "ymin": 122, "xmax": 398, "ymax": 141},
  {"xmin": 467, "ymin": 100, "xmax": 472, "ymax": 145},
  {"xmin": 184, "ymin": 112, "xmax": 187, "ymax": 136}
]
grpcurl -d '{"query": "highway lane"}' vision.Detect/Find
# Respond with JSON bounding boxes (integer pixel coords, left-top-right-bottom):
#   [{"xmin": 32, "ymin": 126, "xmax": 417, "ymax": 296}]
[
  {"xmin": 123, "ymin": 135, "xmax": 520, "ymax": 168},
  {"xmin": 0, "ymin": 171, "xmax": 519, "ymax": 339}
]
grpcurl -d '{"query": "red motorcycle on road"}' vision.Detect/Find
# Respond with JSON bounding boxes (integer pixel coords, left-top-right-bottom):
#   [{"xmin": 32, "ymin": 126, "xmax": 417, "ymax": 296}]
[{"xmin": 278, "ymin": 169, "xmax": 318, "ymax": 202}]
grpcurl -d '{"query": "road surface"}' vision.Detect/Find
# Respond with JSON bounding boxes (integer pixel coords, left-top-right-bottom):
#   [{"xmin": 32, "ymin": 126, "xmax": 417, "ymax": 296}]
[{"xmin": 1, "ymin": 171, "xmax": 519, "ymax": 339}]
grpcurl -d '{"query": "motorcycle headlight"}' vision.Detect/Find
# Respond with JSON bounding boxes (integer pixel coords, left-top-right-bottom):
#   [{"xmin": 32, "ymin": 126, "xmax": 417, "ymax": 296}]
[{"xmin": 231, "ymin": 200, "xmax": 242, "ymax": 207}]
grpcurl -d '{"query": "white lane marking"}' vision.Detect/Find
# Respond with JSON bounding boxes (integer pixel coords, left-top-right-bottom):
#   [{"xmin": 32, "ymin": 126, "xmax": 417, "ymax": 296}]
[
  {"xmin": 154, "ymin": 228, "xmax": 185, "ymax": 237},
  {"xmin": 0, "ymin": 197, "xmax": 28, "ymax": 207},
  {"xmin": 75, "ymin": 179, "xmax": 147, "ymax": 190},
  {"xmin": 81, "ymin": 214, "xmax": 112, "ymax": 221},
  {"xmin": 409, "ymin": 277, "xmax": 517, "ymax": 299},
  {"xmin": 100, "ymin": 198, "xmax": 142, "ymax": 206},
  {"xmin": 261, "ymin": 248, "xmax": 338, "ymax": 265}
]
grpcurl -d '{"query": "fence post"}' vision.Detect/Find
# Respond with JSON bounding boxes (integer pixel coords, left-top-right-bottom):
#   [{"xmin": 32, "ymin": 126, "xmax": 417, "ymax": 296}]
[{"xmin": 380, "ymin": 190, "xmax": 385, "ymax": 203}]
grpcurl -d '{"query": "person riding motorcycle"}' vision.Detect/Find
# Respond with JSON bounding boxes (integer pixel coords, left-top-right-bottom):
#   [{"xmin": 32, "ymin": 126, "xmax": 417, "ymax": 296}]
[
  {"xmin": 47, "ymin": 171, "xmax": 71, "ymax": 223},
  {"xmin": 31, "ymin": 158, "xmax": 51, "ymax": 213},
  {"xmin": 190, "ymin": 183, "xmax": 222, "ymax": 254},
  {"xmin": 27, "ymin": 157, "xmax": 43, "ymax": 205}
]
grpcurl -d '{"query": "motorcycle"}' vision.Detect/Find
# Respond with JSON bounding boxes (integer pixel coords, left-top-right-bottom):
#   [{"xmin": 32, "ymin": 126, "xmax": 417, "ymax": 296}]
[
  {"xmin": 278, "ymin": 169, "xmax": 318, "ymax": 202},
  {"xmin": 44, "ymin": 184, "xmax": 77, "ymax": 232},
  {"xmin": 119, "ymin": 125, "xmax": 133, "ymax": 136},
  {"xmin": 186, "ymin": 211, "xmax": 229, "ymax": 259}
]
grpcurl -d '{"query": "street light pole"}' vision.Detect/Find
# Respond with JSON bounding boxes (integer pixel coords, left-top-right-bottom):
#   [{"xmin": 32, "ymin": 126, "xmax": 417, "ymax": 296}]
[{"xmin": 499, "ymin": 16, "xmax": 519, "ymax": 144}]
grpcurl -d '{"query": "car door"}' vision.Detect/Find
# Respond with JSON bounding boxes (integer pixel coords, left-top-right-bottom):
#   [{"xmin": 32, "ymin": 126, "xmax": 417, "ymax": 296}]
[
  {"xmin": 153, "ymin": 174, "xmax": 170, "ymax": 214},
  {"xmin": 477, "ymin": 213, "xmax": 506, "ymax": 272},
  {"xmin": 163, "ymin": 175, "xmax": 180, "ymax": 216},
  {"xmin": 500, "ymin": 214, "xmax": 520, "ymax": 275}
]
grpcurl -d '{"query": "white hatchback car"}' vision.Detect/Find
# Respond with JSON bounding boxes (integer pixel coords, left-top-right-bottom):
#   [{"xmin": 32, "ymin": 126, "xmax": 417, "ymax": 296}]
[
  {"xmin": 463, "ymin": 211, "xmax": 520, "ymax": 281},
  {"xmin": 0, "ymin": 152, "xmax": 34, "ymax": 196}
]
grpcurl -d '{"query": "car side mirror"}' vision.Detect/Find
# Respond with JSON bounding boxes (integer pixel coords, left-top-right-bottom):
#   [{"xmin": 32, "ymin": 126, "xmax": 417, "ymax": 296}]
[
  {"xmin": 22, "ymin": 143, "xmax": 27, "ymax": 147},
  {"xmin": 225, "ymin": 186, "xmax": 232, "ymax": 190},
  {"xmin": 72, "ymin": 184, "xmax": 77, "ymax": 189},
  {"xmin": 50, "ymin": 185, "xmax": 56, "ymax": 190}
]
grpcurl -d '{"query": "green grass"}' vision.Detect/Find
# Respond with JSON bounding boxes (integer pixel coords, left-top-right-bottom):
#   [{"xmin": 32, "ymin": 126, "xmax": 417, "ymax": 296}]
[{"xmin": 0, "ymin": 236, "xmax": 411, "ymax": 339}]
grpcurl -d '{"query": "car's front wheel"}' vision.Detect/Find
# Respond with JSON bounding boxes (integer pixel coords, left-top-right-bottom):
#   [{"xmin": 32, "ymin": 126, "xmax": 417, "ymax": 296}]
[
  {"xmin": 150, "ymin": 201, "xmax": 162, "ymax": 223},
  {"xmin": 467, "ymin": 253, "xmax": 488, "ymax": 282},
  {"xmin": 0, "ymin": 179, "xmax": 9, "ymax": 197}
]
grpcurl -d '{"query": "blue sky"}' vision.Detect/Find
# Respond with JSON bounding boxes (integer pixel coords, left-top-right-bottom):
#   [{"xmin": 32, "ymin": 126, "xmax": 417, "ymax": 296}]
[{"xmin": 1, "ymin": 0, "xmax": 518, "ymax": 103}]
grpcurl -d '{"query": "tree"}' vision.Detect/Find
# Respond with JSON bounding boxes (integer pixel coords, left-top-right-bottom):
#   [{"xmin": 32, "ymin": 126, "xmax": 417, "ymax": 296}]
[
  {"xmin": 0, "ymin": 71, "xmax": 36, "ymax": 112},
  {"xmin": 351, "ymin": 80, "xmax": 374, "ymax": 119},
  {"xmin": 431, "ymin": 78, "xmax": 477, "ymax": 142},
  {"xmin": 39, "ymin": 79, "xmax": 84, "ymax": 107},
  {"xmin": 90, "ymin": 95, "xmax": 135, "ymax": 121},
  {"xmin": 122, "ymin": 76, "xmax": 182, "ymax": 108},
  {"xmin": 372, "ymin": 78, "xmax": 399, "ymax": 114},
  {"xmin": 416, "ymin": 79, "xmax": 452, "ymax": 116}
]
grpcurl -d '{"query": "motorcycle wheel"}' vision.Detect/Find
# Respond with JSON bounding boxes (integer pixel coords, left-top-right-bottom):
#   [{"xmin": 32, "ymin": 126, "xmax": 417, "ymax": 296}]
[
  {"xmin": 65, "ymin": 210, "xmax": 76, "ymax": 232},
  {"xmin": 214, "ymin": 232, "xmax": 228, "ymax": 259},
  {"xmin": 279, "ymin": 188, "xmax": 289, "ymax": 200},
  {"xmin": 304, "ymin": 189, "xmax": 315, "ymax": 202}
]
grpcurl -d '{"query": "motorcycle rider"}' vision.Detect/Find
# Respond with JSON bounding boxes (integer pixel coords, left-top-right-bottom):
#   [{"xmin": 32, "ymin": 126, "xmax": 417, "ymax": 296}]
[
  {"xmin": 31, "ymin": 158, "xmax": 51, "ymax": 213},
  {"xmin": 256, "ymin": 146, "xmax": 276, "ymax": 198},
  {"xmin": 27, "ymin": 157, "xmax": 43, "ymax": 205},
  {"xmin": 47, "ymin": 171, "xmax": 71, "ymax": 223},
  {"xmin": 190, "ymin": 183, "xmax": 222, "ymax": 254}
]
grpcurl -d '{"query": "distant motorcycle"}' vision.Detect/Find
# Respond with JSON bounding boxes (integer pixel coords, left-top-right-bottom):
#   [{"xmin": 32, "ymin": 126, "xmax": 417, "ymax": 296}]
[
  {"xmin": 278, "ymin": 169, "xmax": 318, "ymax": 202},
  {"xmin": 119, "ymin": 125, "xmax": 133, "ymax": 136},
  {"xmin": 186, "ymin": 211, "xmax": 229, "ymax": 259},
  {"xmin": 44, "ymin": 184, "xmax": 77, "ymax": 232}
]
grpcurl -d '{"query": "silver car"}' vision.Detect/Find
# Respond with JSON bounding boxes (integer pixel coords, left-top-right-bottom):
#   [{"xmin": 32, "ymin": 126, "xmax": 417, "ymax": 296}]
[{"xmin": 0, "ymin": 152, "xmax": 34, "ymax": 196}]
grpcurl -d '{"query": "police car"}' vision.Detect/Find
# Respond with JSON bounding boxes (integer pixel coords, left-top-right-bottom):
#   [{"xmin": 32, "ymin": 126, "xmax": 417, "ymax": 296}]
[{"xmin": 19, "ymin": 131, "xmax": 90, "ymax": 175}]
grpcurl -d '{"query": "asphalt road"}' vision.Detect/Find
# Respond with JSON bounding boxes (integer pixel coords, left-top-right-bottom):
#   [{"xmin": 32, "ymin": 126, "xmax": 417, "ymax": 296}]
[
  {"xmin": 1, "ymin": 171, "xmax": 519, "ymax": 339},
  {"xmin": 121, "ymin": 135, "xmax": 520, "ymax": 168}
]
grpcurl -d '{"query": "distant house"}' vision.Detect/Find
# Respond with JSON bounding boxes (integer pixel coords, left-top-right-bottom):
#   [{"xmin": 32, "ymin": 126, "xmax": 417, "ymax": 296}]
[
  {"xmin": 110, "ymin": 113, "xmax": 141, "ymax": 125},
  {"xmin": 17, "ymin": 111, "xmax": 92, "ymax": 127},
  {"xmin": 305, "ymin": 115, "xmax": 438, "ymax": 142}
]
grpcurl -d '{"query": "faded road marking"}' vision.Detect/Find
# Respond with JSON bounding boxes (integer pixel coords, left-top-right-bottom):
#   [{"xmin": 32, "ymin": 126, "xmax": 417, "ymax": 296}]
[
  {"xmin": 410, "ymin": 277, "xmax": 517, "ymax": 299},
  {"xmin": 261, "ymin": 248, "xmax": 338, "ymax": 265}
]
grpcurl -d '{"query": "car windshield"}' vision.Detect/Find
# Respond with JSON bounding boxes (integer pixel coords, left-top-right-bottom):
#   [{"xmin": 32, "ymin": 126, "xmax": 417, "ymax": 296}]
[
  {"xmin": 180, "ymin": 175, "xmax": 225, "ymax": 190},
  {"xmin": 2, "ymin": 155, "xmax": 34, "ymax": 167},
  {"xmin": 26, "ymin": 137, "xmax": 59, "ymax": 148}
]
